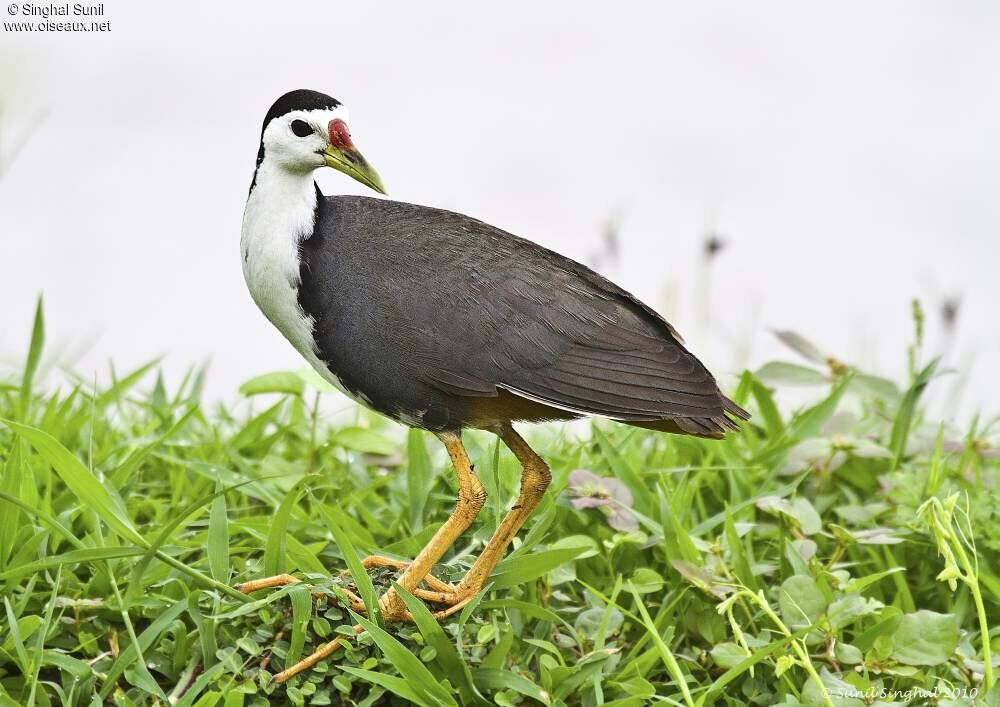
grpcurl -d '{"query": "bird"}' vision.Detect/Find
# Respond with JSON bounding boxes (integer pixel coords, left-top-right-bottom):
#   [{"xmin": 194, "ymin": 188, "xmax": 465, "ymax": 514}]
[{"xmin": 237, "ymin": 89, "xmax": 749, "ymax": 681}]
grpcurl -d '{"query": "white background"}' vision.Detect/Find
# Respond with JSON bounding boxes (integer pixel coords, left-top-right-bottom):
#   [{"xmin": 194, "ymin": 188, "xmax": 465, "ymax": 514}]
[{"xmin": 1, "ymin": 1, "xmax": 997, "ymax": 421}]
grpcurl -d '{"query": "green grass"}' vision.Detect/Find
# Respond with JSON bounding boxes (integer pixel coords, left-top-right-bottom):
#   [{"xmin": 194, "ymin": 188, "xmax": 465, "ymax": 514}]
[{"xmin": 1, "ymin": 298, "xmax": 998, "ymax": 706}]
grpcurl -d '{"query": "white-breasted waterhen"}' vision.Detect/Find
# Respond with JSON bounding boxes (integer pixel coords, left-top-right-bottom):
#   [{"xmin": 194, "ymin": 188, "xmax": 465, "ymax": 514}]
[{"xmin": 238, "ymin": 89, "xmax": 749, "ymax": 681}]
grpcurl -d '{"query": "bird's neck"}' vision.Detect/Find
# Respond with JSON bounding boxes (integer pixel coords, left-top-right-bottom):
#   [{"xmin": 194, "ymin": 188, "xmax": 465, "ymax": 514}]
[
  {"xmin": 240, "ymin": 159, "xmax": 319, "ymax": 330},
  {"xmin": 240, "ymin": 156, "xmax": 327, "ymax": 382},
  {"xmin": 244, "ymin": 159, "xmax": 319, "ymax": 242}
]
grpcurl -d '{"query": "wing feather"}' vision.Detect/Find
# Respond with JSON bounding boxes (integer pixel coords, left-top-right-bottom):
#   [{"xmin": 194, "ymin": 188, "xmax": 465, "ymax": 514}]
[{"xmin": 322, "ymin": 197, "xmax": 749, "ymax": 434}]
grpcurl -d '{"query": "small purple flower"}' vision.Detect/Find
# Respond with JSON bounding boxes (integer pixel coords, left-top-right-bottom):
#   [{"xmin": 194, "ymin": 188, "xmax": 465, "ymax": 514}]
[{"xmin": 567, "ymin": 469, "xmax": 639, "ymax": 532}]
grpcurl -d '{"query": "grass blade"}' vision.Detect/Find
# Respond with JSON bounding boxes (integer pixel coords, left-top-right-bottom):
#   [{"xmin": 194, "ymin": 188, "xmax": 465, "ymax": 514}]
[
  {"xmin": 314, "ymin": 495, "xmax": 381, "ymax": 622},
  {"xmin": 350, "ymin": 610, "xmax": 458, "ymax": 706},
  {"xmin": 0, "ymin": 418, "xmax": 146, "ymax": 547},
  {"xmin": 263, "ymin": 475, "xmax": 313, "ymax": 577},
  {"xmin": 98, "ymin": 599, "xmax": 189, "ymax": 698},
  {"xmin": 109, "ymin": 405, "xmax": 200, "ymax": 487},
  {"xmin": 627, "ymin": 581, "xmax": 694, "ymax": 707},
  {"xmin": 340, "ymin": 666, "xmax": 433, "ymax": 706},
  {"xmin": 0, "ymin": 546, "xmax": 146, "ymax": 582},
  {"xmin": 393, "ymin": 583, "xmax": 485, "ymax": 705},
  {"xmin": 18, "ymin": 295, "xmax": 45, "ymax": 422},
  {"xmin": 406, "ymin": 429, "xmax": 432, "ymax": 532},
  {"xmin": 208, "ymin": 487, "xmax": 230, "ymax": 583},
  {"xmin": 889, "ymin": 358, "xmax": 938, "ymax": 469},
  {"xmin": 284, "ymin": 583, "xmax": 312, "ymax": 672}
]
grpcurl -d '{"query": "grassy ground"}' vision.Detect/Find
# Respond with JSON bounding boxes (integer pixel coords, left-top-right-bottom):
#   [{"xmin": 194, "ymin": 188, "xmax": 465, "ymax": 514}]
[{"xmin": 1, "ymin": 300, "xmax": 998, "ymax": 706}]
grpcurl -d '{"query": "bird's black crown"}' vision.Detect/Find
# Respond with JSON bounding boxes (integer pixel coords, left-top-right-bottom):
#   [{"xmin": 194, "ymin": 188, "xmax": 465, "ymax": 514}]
[{"xmin": 262, "ymin": 89, "xmax": 342, "ymax": 132}]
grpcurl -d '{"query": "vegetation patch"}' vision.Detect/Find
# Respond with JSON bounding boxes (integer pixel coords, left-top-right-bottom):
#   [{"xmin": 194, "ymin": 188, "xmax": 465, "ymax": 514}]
[{"xmin": 0, "ymin": 300, "xmax": 997, "ymax": 706}]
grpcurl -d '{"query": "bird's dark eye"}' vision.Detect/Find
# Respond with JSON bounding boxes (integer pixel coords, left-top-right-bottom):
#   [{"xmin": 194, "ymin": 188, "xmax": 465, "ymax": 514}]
[{"xmin": 290, "ymin": 119, "xmax": 313, "ymax": 138}]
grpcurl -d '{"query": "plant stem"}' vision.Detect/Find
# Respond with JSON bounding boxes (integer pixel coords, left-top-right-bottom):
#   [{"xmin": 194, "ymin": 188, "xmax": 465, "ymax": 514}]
[
  {"xmin": 952, "ymin": 538, "xmax": 994, "ymax": 690},
  {"xmin": 747, "ymin": 591, "xmax": 834, "ymax": 707}
]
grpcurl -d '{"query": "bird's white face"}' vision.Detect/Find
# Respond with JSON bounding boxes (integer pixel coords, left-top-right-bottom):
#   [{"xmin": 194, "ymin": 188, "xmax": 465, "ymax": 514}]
[
  {"xmin": 261, "ymin": 107, "xmax": 346, "ymax": 172},
  {"xmin": 260, "ymin": 106, "xmax": 386, "ymax": 193}
]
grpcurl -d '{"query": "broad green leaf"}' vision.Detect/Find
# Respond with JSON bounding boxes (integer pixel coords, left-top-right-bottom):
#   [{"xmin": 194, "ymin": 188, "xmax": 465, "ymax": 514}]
[
  {"xmin": 334, "ymin": 426, "xmax": 397, "ymax": 455},
  {"xmin": 778, "ymin": 575, "xmax": 826, "ymax": 630},
  {"xmin": 756, "ymin": 495, "xmax": 821, "ymax": 535},
  {"xmin": 630, "ymin": 567, "xmax": 664, "ymax": 594},
  {"xmin": 790, "ymin": 497, "xmax": 822, "ymax": 535},
  {"xmin": 575, "ymin": 606, "xmax": 623, "ymax": 640},
  {"xmin": 491, "ymin": 541, "xmax": 591, "ymax": 589},
  {"xmin": 239, "ymin": 371, "xmax": 305, "ymax": 396},
  {"xmin": 850, "ymin": 373, "xmax": 900, "ymax": 400},
  {"xmin": 890, "ymin": 610, "xmax": 959, "ymax": 666},
  {"xmin": 835, "ymin": 642, "xmax": 863, "ymax": 665},
  {"xmin": 800, "ymin": 668, "xmax": 866, "ymax": 707},
  {"xmin": 710, "ymin": 642, "xmax": 750, "ymax": 669},
  {"xmin": 772, "ymin": 330, "xmax": 827, "ymax": 364},
  {"xmin": 474, "ymin": 668, "xmax": 550, "ymax": 705},
  {"xmin": 826, "ymin": 594, "xmax": 883, "ymax": 630},
  {"xmin": 297, "ymin": 367, "xmax": 338, "ymax": 393},
  {"xmin": 755, "ymin": 361, "xmax": 827, "ymax": 387}
]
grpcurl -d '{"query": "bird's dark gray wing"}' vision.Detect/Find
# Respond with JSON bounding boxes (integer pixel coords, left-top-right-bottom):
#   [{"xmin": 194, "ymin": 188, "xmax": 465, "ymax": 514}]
[{"xmin": 325, "ymin": 197, "xmax": 745, "ymax": 435}]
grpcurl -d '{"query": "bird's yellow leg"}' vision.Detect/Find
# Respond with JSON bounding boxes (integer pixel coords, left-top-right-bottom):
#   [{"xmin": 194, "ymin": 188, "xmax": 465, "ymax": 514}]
[
  {"xmin": 376, "ymin": 430, "xmax": 486, "ymax": 619},
  {"xmin": 431, "ymin": 424, "xmax": 551, "ymax": 606},
  {"xmin": 236, "ymin": 429, "xmax": 483, "ymax": 601},
  {"xmin": 270, "ymin": 431, "xmax": 486, "ymax": 683}
]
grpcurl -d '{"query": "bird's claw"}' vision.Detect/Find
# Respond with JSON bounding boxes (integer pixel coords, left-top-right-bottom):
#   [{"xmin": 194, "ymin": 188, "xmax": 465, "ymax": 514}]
[{"xmin": 235, "ymin": 556, "xmax": 481, "ymax": 683}]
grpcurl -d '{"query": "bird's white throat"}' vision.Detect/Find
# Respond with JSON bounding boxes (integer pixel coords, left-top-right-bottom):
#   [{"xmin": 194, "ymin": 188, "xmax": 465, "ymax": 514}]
[
  {"xmin": 241, "ymin": 160, "xmax": 351, "ymax": 395},
  {"xmin": 241, "ymin": 158, "xmax": 316, "ymax": 349}
]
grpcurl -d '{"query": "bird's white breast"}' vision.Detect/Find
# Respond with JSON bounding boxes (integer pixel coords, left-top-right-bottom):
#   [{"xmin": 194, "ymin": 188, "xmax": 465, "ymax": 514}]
[{"xmin": 240, "ymin": 164, "xmax": 353, "ymax": 397}]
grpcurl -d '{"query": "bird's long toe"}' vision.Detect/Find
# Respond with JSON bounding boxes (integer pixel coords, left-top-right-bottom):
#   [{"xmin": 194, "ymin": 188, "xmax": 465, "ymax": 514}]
[
  {"xmin": 356, "ymin": 554, "xmax": 457, "ymax": 594},
  {"xmin": 272, "ymin": 626, "xmax": 363, "ymax": 684},
  {"xmin": 236, "ymin": 572, "xmax": 367, "ymax": 612},
  {"xmin": 234, "ymin": 573, "xmax": 300, "ymax": 594}
]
